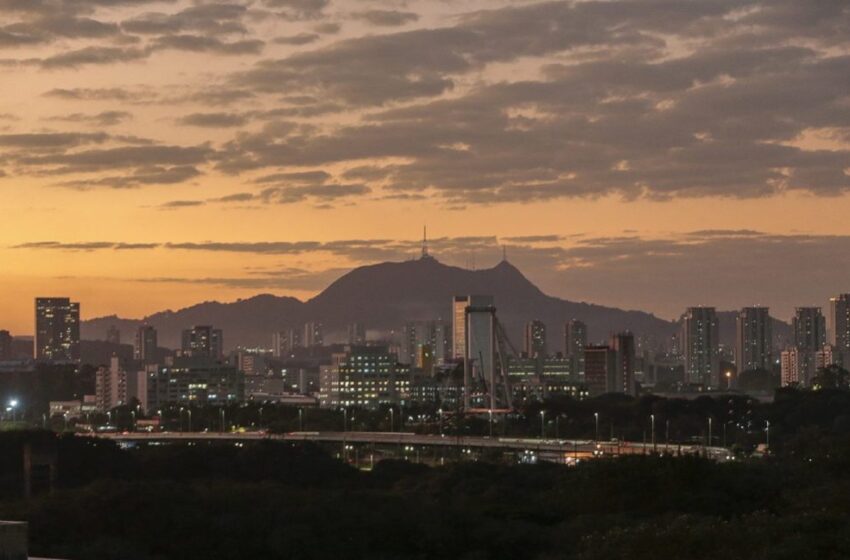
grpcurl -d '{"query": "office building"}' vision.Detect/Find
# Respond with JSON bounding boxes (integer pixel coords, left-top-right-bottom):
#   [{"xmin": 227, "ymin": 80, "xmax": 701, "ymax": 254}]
[
  {"xmin": 610, "ymin": 332, "xmax": 636, "ymax": 396},
  {"xmin": 145, "ymin": 356, "xmax": 244, "ymax": 409},
  {"xmin": 318, "ymin": 345, "xmax": 408, "ymax": 409},
  {"xmin": 584, "ymin": 345, "xmax": 616, "ymax": 396},
  {"xmin": 272, "ymin": 328, "xmax": 301, "ymax": 357},
  {"xmin": 181, "ymin": 325, "xmax": 223, "ymax": 359},
  {"xmin": 792, "ymin": 307, "xmax": 826, "ymax": 386},
  {"xmin": 347, "ymin": 323, "xmax": 366, "ymax": 345},
  {"xmin": 34, "ymin": 298, "xmax": 80, "ymax": 363},
  {"xmin": 303, "ymin": 322, "xmax": 323, "ymax": 348},
  {"xmin": 781, "ymin": 349, "xmax": 802, "ymax": 387},
  {"xmin": 681, "ymin": 307, "xmax": 720, "ymax": 388},
  {"xmin": 453, "ymin": 295, "xmax": 496, "ymax": 407},
  {"xmin": 134, "ymin": 325, "xmax": 158, "ymax": 364},
  {"xmin": 402, "ymin": 321, "xmax": 449, "ymax": 367},
  {"xmin": 735, "ymin": 307, "xmax": 772, "ymax": 373},
  {"xmin": 523, "ymin": 320, "xmax": 547, "ymax": 358},
  {"xmin": 106, "ymin": 325, "xmax": 121, "ymax": 345},
  {"xmin": 0, "ymin": 330, "xmax": 12, "ymax": 361},
  {"xmin": 565, "ymin": 320, "xmax": 587, "ymax": 376},
  {"xmin": 95, "ymin": 356, "xmax": 128, "ymax": 411},
  {"xmin": 828, "ymin": 294, "xmax": 850, "ymax": 362}
]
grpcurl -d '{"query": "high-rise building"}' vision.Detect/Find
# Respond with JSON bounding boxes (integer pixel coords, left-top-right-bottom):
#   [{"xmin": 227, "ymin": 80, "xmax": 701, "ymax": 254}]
[
  {"xmin": 523, "ymin": 320, "xmax": 547, "ymax": 358},
  {"xmin": 402, "ymin": 321, "xmax": 449, "ymax": 368},
  {"xmin": 610, "ymin": 332, "xmax": 636, "ymax": 396},
  {"xmin": 452, "ymin": 296, "xmax": 468, "ymax": 360},
  {"xmin": 0, "ymin": 330, "xmax": 12, "ymax": 361},
  {"xmin": 454, "ymin": 295, "xmax": 496, "ymax": 407},
  {"xmin": 272, "ymin": 328, "xmax": 301, "ymax": 357},
  {"xmin": 828, "ymin": 294, "xmax": 850, "ymax": 361},
  {"xmin": 584, "ymin": 345, "xmax": 616, "ymax": 396},
  {"xmin": 95, "ymin": 356, "xmax": 128, "ymax": 412},
  {"xmin": 681, "ymin": 307, "xmax": 720, "ymax": 388},
  {"xmin": 134, "ymin": 326, "xmax": 158, "ymax": 364},
  {"xmin": 303, "ymin": 322, "xmax": 323, "ymax": 348},
  {"xmin": 564, "ymin": 320, "xmax": 587, "ymax": 376},
  {"xmin": 34, "ymin": 297, "xmax": 80, "ymax": 363},
  {"xmin": 735, "ymin": 307, "xmax": 772, "ymax": 373},
  {"xmin": 347, "ymin": 323, "xmax": 366, "ymax": 345},
  {"xmin": 816, "ymin": 344, "xmax": 840, "ymax": 370},
  {"xmin": 181, "ymin": 325, "xmax": 223, "ymax": 359},
  {"xmin": 780, "ymin": 348, "xmax": 802, "ymax": 387},
  {"xmin": 106, "ymin": 325, "xmax": 121, "ymax": 345},
  {"xmin": 792, "ymin": 307, "xmax": 826, "ymax": 386}
]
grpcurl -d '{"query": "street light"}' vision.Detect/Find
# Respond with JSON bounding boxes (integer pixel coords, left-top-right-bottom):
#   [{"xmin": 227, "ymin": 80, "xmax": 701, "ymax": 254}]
[
  {"xmin": 343, "ymin": 408, "xmax": 348, "ymax": 433},
  {"xmin": 594, "ymin": 412, "xmax": 599, "ymax": 443},
  {"xmin": 539, "ymin": 410, "xmax": 546, "ymax": 439},
  {"xmin": 438, "ymin": 408, "xmax": 443, "ymax": 436},
  {"xmin": 298, "ymin": 408, "xmax": 303, "ymax": 431},
  {"xmin": 7, "ymin": 399, "xmax": 18, "ymax": 422},
  {"xmin": 708, "ymin": 417, "xmax": 713, "ymax": 448},
  {"xmin": 489, "ymin": 409, "xmax": 494, "ymax": 438},
  {"xmin": 650, "ymin": 414, "xmax": 656, "ymax": 453},
  {"xmin": 765, "ymin": 420, "xmax": 770, "ymax": 451},
  {"xmin": 389, "ymin": 408, "xmax": 394, "ymax": 432}
]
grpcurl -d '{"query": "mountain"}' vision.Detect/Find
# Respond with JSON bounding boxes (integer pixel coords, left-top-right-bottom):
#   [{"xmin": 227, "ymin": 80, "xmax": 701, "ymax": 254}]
[
  {"xmin": 83, "ymin": 256, "xmax": 675, "ymax": 349},
  {"xmin": 82, "ymin": 256, "xmax": 787, "ymax": 351}
]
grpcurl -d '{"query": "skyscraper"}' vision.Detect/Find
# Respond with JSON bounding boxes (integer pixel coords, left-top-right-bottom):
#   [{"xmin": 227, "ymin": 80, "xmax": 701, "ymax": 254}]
[
  {"xmin": 181, "ymin": 325, "xmax": 223, "ymax": 359},
  {"xmin": 134, "ymin": 325, "xmax": 158, "ymax": 364},
  {"xmin": 403, "ymin": 321, "xmax": 449, "ymax": 367},
  {"xmin": 610, "ymin": 332, "xmax": 636, "ymax": 396},
  {"xmin": 681, "ymin": 307, "xmax": 720, "ymax": 388},
  {"xmin": 828, "ymin": 294, "xmax": 850, "ymax": 360},
  {"xmin": 735, "ymin": 306, "xmax": 772, "ymax": 373},
  {"xmin": 347, "ymin": 323, "xmax": 366, "ymax": 345},
  {"xmin": 564, "ymin": 319, "xmax": 587, "ymax": 376},
  {"xmin": 584, "ymin": 345, "xmax": 616, "ymax": 396},
  {"xmin": 303, "ymin": 322, "xmax": 323, "ymax": 348},
  {"xmin": 523, "ymin": 320, "xmax": 547, "ymax": 358},
  {"xmin": 453, "ymin": 295, "xmax": 496, "ymax": 408},
  {"xmin": 792, "ymin": 307, "xmax": 826, "ymax": 386},
  {"xmin": 34, "ymin": 297, "xmax": 80, "ymax": 362},
  {"xmin": 780, "ymin": 348, "xmax": 802, "ymax": 387}
]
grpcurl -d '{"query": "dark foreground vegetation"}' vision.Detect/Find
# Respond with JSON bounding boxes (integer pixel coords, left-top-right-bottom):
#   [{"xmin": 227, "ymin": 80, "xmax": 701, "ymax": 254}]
[{"xmin": 0, "ymin": 429, "xmax": 848, "ymax": 559}]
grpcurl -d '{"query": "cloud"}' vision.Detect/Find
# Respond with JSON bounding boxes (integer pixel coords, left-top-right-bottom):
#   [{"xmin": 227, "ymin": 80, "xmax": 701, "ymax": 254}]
[
  {"xmin": 39, "ymin": 46, "xmax": 148, "ymax": 68},
  {"xmin": 274, "ymin": 33, "xmax": 320, "ymax": 45},
  {"xmin": 264, "ymin": 0, "xmax": 330, "ymax": 21},
  {"xmin": 151, "ymin": 34, "xmax": 264, "ymax": 55},
  {"xmin": 47, "ymin": 111, "xmax": 133, "ymax": 126},
  {"xmin": 177, "ymin": 112, "xmax": 249, "ymax": 127},
  {"xmin": 352, "ymin": 10, "xmax": 418, "ymax": 27}
]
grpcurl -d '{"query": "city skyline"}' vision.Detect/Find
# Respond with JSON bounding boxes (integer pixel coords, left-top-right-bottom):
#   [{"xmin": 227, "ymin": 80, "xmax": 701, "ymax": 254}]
[{"xmin": 2, "ymin": 0, "xmax": 850, "ymax": 332}]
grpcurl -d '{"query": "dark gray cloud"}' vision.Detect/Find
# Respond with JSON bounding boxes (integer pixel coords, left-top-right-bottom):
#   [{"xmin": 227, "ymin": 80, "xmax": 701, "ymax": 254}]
[
  {"xmin": 150, "ymin": 34, "xmax": 264, "ymax": 55},
  {"xmin": 352, "ymin": 10, "xmax": 418, "ymax": 27},
  {"xmin": 121, "ymin": 3, "xmax": 249, "ymax": 36},
  {"xmin": 177, "ymin": 112, "xmax": 249, "ymax": 128},
  {"xmin": 47, "ymin": 111, "xmax": 133, "ymax": 126},
  {"xmin": 39, "ymin": 46, "xmax": 148, "ymax": 68},
  {"xmin": 264, "ymin": 0, "xmax": 330, "ymax": 20},
  {"xmin": 274, "ymin": 33, "xmax": 320, "ymax": 45}
]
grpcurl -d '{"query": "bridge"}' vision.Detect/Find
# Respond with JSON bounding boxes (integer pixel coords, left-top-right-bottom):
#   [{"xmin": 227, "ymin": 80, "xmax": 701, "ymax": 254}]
[{"xmin": 88, "ymin": 431, "xmax": 734, "ymax": 464}]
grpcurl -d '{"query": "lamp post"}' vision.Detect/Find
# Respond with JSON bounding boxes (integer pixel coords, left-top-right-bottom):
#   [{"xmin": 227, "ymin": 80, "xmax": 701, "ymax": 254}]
[
  {"xmin": 594, "ymin": 412, "xmax": 599, "ymax": 443},
  {"xmin": 708, "ymin": 417, "xmax": 713, "ymax": 448},
  {"xmin": 8, "ymin": 399, "xmax": 18, "ymax": 422},
  {"xmin": 765, "ymin": 420, "xmax": 770, "ymax": 451},
  {"xmin": 650, "ymin": 414, "xmax": 656, "ymax": 453},
  {"xmin": 298, "ymin": 408, "xmax": 303, "ymax": 431},
  {"xmin": 438, "ymin": 408, "xmax": 443, "ymax": 436},
  {"xmin": 188, "ymin": 408, "xmax": 192, "ymax": 432},
  {"xmin": 540, "ymin": 410, "xmax": 546, "ymax": 439},
  {"xmin": 343, "ymin": 408, "xmax": 348, "ymax": 433},
  {"xmin": 389, "ymin": 407, "xmax": 394, "ymax": 432},
  {"xmin": 221, "ymin": 408, "xmax": 226, "ymax": 433},
  {"xmin": 489, "ymin": 409, "xmax": 494, "ymax": 438}
]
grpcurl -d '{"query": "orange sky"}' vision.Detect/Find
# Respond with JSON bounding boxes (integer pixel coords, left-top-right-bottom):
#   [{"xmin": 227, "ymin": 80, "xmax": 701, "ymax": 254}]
[{"xmin": 2, "ymin": 0, "xmax": 850, "ymax": 334}]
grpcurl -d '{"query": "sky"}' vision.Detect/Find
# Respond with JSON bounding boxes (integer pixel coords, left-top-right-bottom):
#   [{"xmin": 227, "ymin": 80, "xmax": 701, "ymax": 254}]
[{"xmin": 2, "ymin": 0, "xmax": 850, "ymax": 334}]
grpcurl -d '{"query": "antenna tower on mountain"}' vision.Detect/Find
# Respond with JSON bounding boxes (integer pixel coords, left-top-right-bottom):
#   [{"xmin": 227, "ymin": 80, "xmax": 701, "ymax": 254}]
[{"xmin": 421, "ymin": 226, "xmax": 430, "ymax": 259}]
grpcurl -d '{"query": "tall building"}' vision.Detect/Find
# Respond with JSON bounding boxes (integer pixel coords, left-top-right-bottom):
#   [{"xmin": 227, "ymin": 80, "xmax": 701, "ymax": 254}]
[
  {"xmin": 780, "ymin": 348, "xmax": 802, "ymax": 387},
  {"xmin": 106, "ymin": 325, "xmax": 121, "ymax": 345},
  {"xmin": 181, "ymin": 325, "xmax": 223, "ymax": 359},
  {"xmin": 95, "ymin": 356, "xmax": 128, "ymax": 412},
  {"xmin": 347, "ymin": 323, "xmax": 366, "ymax": 345},
  {"xmin": 34, "ymin": 297, "xmax": 80, "ymax": 363},
  {"xmin": 735, "ymin": 307, "xmax": 772, "ymax": 373},
  {"xmin": 453, "ymin": 295, "xmax": 496, "ymax": 407},
  {"xmin": 610, "ymin": 332, "xmax": 636, "ymax": 396},
  {"xmin": 681, "ymin": 307, "xmax": 720, "ymax": 388},
  {"xmin": 452, "ymin": 296, "xmax": 468, "ymax": 359},
  {"xmin": 792, "ymin": 307, "xmax": 826, "ymax": 386},
  {"xmin": 272, "ymin": 328, "xmax": 301, "ymax": 357},
  {"xmin": 523, "ymin": 320, "xmax": 547, "ymax": 358},
  {"xmin": 134, "ymin": 326, "xmax": 158, "ymax": 364},
  {"xmin": 828, "ymin": 294, "xmax": 850, "ymax": 361},
  {"xmin": 402, "ymin": 321, "xmax": 449, "ymax": 368},
  {"xmin": 0, "ymin": 330, "xmax": 12, "ymax": 360},
  {"xmin": 584, "ymin": 345, "xmax": 616, "ymax": 396},
  {"xmin": 303, "ymin": 322, "xmax": 323, "ymax": 348},
  {"xmin": 564, "ymin": 320, "xmax": 587, "ymax": 376}
]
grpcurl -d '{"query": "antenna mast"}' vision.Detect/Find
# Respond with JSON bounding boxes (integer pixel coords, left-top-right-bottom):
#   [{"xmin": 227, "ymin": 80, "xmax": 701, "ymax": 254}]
[{"xmin": 421, "ymin": 226, "xmax": 429, "ymax": 259}]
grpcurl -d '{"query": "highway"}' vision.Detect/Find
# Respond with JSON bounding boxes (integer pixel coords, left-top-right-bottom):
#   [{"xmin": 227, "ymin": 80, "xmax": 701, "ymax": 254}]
[{"xmin": 87, "ymin": 431, "xmax": 734, "ymax": 463}]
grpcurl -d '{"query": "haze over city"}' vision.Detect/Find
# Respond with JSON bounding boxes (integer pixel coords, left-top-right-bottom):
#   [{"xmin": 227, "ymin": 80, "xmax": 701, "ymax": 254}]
[{"xmin": 3, "ymin": 0, "xmax": 850, "ymax": 333}]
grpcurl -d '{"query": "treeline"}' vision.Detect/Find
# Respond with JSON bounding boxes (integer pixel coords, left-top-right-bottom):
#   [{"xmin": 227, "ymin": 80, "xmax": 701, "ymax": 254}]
[{"xmin": 0, "ymin": 433, "xmax": 849, "ymax": 559}]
